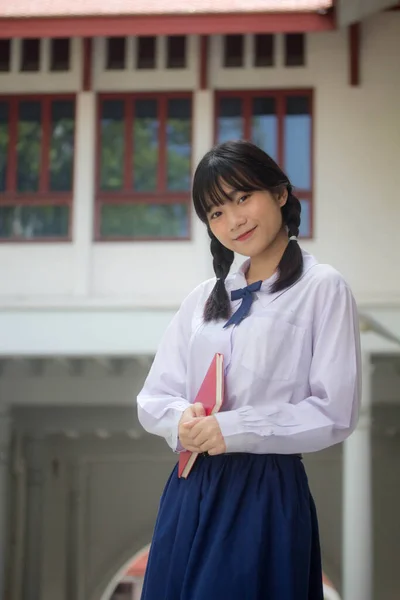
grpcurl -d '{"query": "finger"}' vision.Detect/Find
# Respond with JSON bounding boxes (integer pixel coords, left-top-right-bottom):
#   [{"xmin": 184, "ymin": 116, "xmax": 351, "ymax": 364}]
[
  {"xmin": 182, "ymin": 418, "xmax": 204, "ymax": 431},
  {"xmin": 207, "ymin": 447, "xmax": 223, "ymax": 456},
  {"xmin": 181, "ymin": 445, "xmax": 200, "ymax": 453},
  {"xmin": 192, "ymin": 430, "xmax": 209, "ymax": 447},
  {"xmin": 192, "ymin": 402, "xmax": 206, "ymax": 418}
]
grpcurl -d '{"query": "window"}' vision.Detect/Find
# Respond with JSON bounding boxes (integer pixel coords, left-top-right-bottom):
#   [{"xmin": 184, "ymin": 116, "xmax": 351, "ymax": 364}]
[
  {"xmin": 137, "ymin": 36, "xmax": 156, "ymax": 69},
  {"xmin": 215, "ymin": 90, "xmax": 313, "ymax": 237},
  {"xmin": 0, "ymin": 96, "xmax": 75, "ymax": 241},
  {"xmin": 167, "ymin": 36, "xmax": 186, "ymax": 69},
  {"xmin": 224, "ymin": 35, "xmax": 244, "ymax": 68},
  {"xmin": 254, "ymin": 34, "xmax": 274, "ymax": 67},
  {"xmin": 106, "ymin": 37, "xmax": 126, "ymax": 70},
  {"xmin": 97, "ymin": 93, "xmax": 192, "ymax": 240},
  {"xmin": 51, "ymin": 38, "xmax": 70, "ymax": 71},
  {"xmin": 0, "ymin": 40, "xmax": 11, "ymax": 72},
  {"xmin": 21, "ymin": 39, "xmax": 40, "ymax": 72},
  {"xmin": 285, "ymin": 34, "xmax": 306, "ymax": 67}
]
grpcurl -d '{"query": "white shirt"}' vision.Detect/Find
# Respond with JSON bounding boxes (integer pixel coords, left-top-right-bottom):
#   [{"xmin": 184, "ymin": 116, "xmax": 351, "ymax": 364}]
[{"xmin": 137, "ymin": 249, "xmax": 361, "ymax": 455}]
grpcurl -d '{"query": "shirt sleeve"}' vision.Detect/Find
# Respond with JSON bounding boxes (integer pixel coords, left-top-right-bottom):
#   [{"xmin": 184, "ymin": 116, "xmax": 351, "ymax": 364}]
[
  {"xmin": 136, "ymin": 287, "xmax": 201, "ymax": 452},
  {"xmin": 215, "ymin": 279, "xmax": 361, "ymax": 454}
]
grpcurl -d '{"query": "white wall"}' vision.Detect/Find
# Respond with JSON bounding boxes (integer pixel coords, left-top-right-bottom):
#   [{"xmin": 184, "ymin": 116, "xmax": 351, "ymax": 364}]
[{"xmin": 1, "ymin": 15, "xmax": 400, "ymax": 312}]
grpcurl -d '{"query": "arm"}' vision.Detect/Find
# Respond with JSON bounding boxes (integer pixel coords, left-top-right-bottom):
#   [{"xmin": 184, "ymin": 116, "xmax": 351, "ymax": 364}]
[
  {"xmin": 214, "ymin": 279, "xmax": 361, "ymax": 454},
  {"xmin": 137, "ymin": 288, "xmax": 201, "ymax": 451}
]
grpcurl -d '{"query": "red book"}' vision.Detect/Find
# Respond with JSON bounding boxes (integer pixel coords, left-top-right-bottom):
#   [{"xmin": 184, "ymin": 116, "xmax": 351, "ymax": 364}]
[{"xmin": 178, "ymin": 353, "xmax": 224, "ymax": 479}]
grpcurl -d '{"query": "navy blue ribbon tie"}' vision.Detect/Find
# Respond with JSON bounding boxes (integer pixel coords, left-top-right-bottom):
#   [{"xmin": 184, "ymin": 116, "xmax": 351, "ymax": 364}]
[{"xmin": 223, "ymin": 280, "xmax": 262, "ymax": 328}]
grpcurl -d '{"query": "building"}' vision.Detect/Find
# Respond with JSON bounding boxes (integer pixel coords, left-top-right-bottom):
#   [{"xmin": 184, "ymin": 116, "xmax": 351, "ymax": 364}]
[{"xmin": 0, "ymin": 1, "xmax": 400, "ymax": 599}]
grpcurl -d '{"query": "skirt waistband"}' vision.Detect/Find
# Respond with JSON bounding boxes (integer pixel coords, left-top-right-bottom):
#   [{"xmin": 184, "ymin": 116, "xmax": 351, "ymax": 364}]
[{"xmin": 200, "ymin": 452, "xmax": 303, "ymax": 459}]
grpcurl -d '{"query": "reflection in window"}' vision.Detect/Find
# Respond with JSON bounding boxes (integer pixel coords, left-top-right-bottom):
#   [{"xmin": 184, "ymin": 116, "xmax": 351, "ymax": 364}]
[
  {"xmin": 284, "ymin": 96, "xmax": 311, "ymax": 190},
  {"xmin": 299, "ymin": 199, "xmax": 311, "ymax": 238},
  {"xmin": 17, "ymin": 101, "xmax": 42, "ymax": 192},
  {"xmin": 0, "ymin": 102, "xmax": 8, "ymax": 192},
  {"xmin": 50, "ymin": 100, "xmax": 75, "ymax": 191},
  {"xmin": 251, "ymin": 97, "xmax": 277, "ymax": 160},
  {"xmin": 0, "ymin": 205, "xmax": 69, "ymax": 239},
  {"xmin": 100, "ymin": 100, "xmax": 125, "ymax": 191},
  {"xmin": 167, "ymin": 99, "xmax": 191, "ymax": 191},
  {"xmin": 97, "ymin": 94, "xmax": 193, "ymax": 240},
  {"xmin": 100, "ymin": 203, "xmax": 189, "ymax": 239},
  {"xmin": 133, "ymin": 99, "xmax": 158, "ymax": 192},
  {"xmin": 217, "ymin": 97, "xmax": 243, "ymax": 142}
]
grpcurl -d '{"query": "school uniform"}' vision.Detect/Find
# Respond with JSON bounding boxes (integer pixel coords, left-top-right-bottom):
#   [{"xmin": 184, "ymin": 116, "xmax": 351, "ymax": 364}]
[{"xmin": 137, "ymin": 249, "xmax": 361, "ymax": 600}]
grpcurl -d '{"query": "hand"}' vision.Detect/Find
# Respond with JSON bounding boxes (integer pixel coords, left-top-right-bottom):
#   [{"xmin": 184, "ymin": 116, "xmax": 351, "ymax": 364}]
[
  {"xmin": 181, "ymin": 415, "xmax": 226, "ymax": 456},
  {"xmin": 178, "ymin": 403, "xmax": 206, "ymax": 452}
]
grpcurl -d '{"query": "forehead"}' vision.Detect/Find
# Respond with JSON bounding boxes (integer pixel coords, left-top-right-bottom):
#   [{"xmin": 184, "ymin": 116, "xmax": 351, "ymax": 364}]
[{"xmin": 205, "ymin": 179, "xmax": 241, "ymax": 209}]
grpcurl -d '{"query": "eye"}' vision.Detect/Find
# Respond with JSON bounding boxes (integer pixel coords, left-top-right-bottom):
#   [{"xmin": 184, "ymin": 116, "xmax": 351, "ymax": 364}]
[
  {"xmin": 210, "ymin": 210, "xmax": 222, "ymax": 220},
  {"xmin": 238, "ymin": 193, "xmax": 251, "ymax": 204}
]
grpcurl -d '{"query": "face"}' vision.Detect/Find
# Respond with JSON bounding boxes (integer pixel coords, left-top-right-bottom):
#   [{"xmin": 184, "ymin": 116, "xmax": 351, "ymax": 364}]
[{"xmin": 207, "ymin": 184, "xmax": 288, "ymax": 258}]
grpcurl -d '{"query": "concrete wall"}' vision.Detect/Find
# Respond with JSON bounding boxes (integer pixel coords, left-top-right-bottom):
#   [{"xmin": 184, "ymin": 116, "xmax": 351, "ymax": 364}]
[
  {"xmin": 0, "ymin": 14, "xmax": 400, "ymax": 312},
  {"xmin": 6, "ymin": 401, "xmax": 400, "ymax": 600},
  {"xmin": 2, "ymin": 356, "xmax": 399, "ymax": 599}
]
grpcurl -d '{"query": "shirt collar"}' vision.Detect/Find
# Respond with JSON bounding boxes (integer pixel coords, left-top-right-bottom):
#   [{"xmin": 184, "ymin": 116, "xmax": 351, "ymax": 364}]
[{"xmin": 225, "ymin": 249, "xmax": 318, "ymax": 308}]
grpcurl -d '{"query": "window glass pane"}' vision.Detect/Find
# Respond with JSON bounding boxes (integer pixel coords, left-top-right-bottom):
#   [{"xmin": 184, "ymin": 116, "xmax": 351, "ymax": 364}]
[
  {"xmin": 285, "ymin": 34, "xmax": 305, "ymax": 67},
  {"xmin": 51, "ymin": 38, "xmax": 70, "ymax": 71},
  {"xmin": 106, "ymin": 37, "xmax": 126, "ymax": 70},
  {"xmin": 254, "ymin": 34, "xmax": 274, "ymax": 67},
  {"xmin": 167, "ymin": 36, "xmax": 186, "ymax": 69},
  {"xmin": 251, "ymin": 97, "xmax": 277, "ymax": 160},
  {"xmin": 100, "ymin": 203, "xmax": 188, "ymax": 239},
  {"xmin": 137, "ymin": 36, "xmax": 156, "ymax": 69},
  {"xmin": 133, "ymin": 99, "xmax": 158, "ymax": 192},
  {"xmin": 217, "ymin": 97, "xmax": 243, "ymax": 143},
  {"xmin": 299, "ymin": 198, "xmax": 311, "ymax": 238},
  {"xmin": 0, "ymin": 102, "xmax": 8, "ymax": 192},
  {"xmin": 17, "ymin": 101, "xmax": 42, "ymax": 192},
  {"xmin": 224, "ymin": 35, "xmax": 243, "ymax": 68},
  {"xmin": 167, "ymin": 99, "xmax": 191, "ymax": 191},
  {"xmin": 21, "ymin": 39, "xmax": 40, "ymax": 72},
  {"xmin": 50, "ymin": 100, "xmax": 75, "ymax": 192},
  {"xmin": 284, "ymin": 96, "xmax": 311, "ymax": 190},
  {"xmin": 0, "ymin": 40, "xmax": 11, "ymax": 72},
  {"xmin": 100, "ymin": 100, "xmax": 125, "ymax": 191},
  {"xmin": 0, "ymin": 205, "xmax": 69, "ymax": 239}
]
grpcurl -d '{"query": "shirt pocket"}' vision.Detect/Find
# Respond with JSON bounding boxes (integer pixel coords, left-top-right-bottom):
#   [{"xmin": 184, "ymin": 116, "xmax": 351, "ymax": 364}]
[{"xmin": 238, "ymin": 315, "xmax": 306, "ymax": 382}]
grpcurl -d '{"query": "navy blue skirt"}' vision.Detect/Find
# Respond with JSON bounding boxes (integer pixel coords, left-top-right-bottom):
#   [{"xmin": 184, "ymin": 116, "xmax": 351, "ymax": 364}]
[{"xmin": 141, "ymin": 453, "xmax": 324, "ymax": 600}]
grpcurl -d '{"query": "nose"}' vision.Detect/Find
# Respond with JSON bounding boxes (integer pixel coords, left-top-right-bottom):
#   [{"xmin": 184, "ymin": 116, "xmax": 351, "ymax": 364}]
[{"xmin": 227, "ymin": 208, "xmax": 247, "ymax": 232}]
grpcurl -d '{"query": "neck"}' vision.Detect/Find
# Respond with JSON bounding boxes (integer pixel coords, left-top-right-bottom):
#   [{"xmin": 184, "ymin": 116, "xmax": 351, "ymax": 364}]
[{"xmin": 246, "ymin": 229, "xmax": 289, "ymax": 284}]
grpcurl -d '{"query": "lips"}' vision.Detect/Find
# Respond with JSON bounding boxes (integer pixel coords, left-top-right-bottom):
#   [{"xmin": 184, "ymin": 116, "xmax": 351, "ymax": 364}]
[{"xmin": 235, "ymin": 226, "xmax": 257, "ymax": 242}]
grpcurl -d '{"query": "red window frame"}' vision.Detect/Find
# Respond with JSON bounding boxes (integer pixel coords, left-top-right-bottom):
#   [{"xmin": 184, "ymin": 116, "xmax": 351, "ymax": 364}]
[
  {"xmin": 95, "ymin": 91, "xmax": 193, "ymax": 242},
  {"xmin": 214, "ymin": 89, "xmax": 314, "ymax": 239},
  {"xmin": 0, "ymin": 94, "xmax": 75, "ymax": 243}
]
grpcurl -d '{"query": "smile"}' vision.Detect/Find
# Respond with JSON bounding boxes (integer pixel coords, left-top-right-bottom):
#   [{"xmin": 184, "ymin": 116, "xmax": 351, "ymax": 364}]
[{"xmin": 235, "ymin": 226, "xmax": 257, "ymax": 242}]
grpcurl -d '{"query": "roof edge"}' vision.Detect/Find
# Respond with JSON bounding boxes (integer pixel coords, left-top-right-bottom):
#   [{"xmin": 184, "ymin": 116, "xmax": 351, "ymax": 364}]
[{"xmin": 0, "ymin": 11, "xmax": 335, "ymax": 39}]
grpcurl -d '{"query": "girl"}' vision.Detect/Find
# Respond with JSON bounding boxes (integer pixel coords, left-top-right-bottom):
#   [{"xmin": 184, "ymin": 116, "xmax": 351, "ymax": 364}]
[{"xmin": 137, "ymin": 140, "xmax": 361, "ymax": 600}]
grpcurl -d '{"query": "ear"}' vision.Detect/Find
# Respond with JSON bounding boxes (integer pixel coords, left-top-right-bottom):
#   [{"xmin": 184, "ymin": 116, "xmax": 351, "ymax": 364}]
[{"xmin": 278, "ymin": 187, "xmax": 288, "ymax": 208}]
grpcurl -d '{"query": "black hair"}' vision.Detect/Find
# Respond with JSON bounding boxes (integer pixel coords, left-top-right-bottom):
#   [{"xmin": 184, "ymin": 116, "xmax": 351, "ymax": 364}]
[{"xmin": 192, "ymin": 140, "xmax": 303, "ymax": 322}]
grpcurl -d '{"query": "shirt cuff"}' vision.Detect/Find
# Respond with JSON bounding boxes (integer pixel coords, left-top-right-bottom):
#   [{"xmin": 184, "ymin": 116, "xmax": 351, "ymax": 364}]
[
  {"xmin": 167, "ymin": 403, "xmax": 190, "ymax": 453},
  {"xmin": 214, "ymin": 410, "xmax": 242, "ymax": 438}
]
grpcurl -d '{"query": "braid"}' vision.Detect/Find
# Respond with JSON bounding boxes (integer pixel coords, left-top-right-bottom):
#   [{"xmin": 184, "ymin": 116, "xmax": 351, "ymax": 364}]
[
  {"xmin": 272, "ymin": 186, "xmax": 304, "ymax": 293},
  {"xmin": 203, "ymin": 229, "xmax": 234, "ymax": 322}
]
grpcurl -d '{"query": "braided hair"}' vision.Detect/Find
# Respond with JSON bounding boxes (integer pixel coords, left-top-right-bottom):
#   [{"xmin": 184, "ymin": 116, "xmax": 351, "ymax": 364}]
[{"xmin": 192, "ymin": 140, "xmax": 303, "ymax": 323}]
